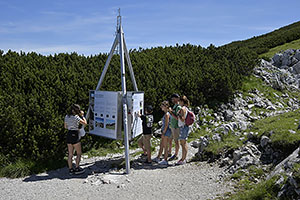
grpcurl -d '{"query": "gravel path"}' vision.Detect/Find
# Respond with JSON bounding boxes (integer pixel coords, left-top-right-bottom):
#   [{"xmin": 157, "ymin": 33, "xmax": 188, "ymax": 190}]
[{"xmin": 0, "ymin": 143, "xmax": 232, "ymax": 200}]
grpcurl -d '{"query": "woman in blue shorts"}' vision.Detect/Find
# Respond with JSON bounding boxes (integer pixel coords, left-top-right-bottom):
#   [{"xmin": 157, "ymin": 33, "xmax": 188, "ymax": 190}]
[
  {"xmin": 153, "ymin": 101, "xmax": 172, "ymax": 165},
  {"xmin": 176, "ymin": 96, "xmax": 190, "ymax": 165}
]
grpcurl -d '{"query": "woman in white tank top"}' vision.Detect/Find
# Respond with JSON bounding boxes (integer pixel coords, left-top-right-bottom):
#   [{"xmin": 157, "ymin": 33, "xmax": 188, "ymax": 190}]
[{"xmin": 176, "ymin": 95, "xmax": 190, "ymax": 165}]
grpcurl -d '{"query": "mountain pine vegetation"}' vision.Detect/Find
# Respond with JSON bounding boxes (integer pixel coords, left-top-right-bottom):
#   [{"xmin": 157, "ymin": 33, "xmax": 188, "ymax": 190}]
[{"xmin": 1, "ymin": 20, "xmax": 300, "ymax": 176}]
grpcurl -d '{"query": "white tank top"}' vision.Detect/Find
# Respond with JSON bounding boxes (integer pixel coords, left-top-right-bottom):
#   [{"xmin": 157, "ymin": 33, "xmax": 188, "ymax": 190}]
[{"xmin": 178, "ymin": 106, "xmax": 188, "ymax": 127}]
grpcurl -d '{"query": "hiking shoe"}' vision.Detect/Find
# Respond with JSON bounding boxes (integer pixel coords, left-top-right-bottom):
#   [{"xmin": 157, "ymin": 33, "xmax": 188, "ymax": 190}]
[
  {"xmin": 168, "ymin": 155, "xmax": 178, "ymax": 161},
  {"xmin": 152, "ymin": 157, "xmax": 161, "ymax": 163},
  {"xmin": 69, "ymin": 168, "xmax": 75, "ymax": 175},
  {"xmin": 175, "ymin": 160, "xmax": 186, "ymax": 165},
  {"xmin": 158, "ymin": 160, "xmax": 168, "ymax": 165},
  {"xmin": 74, "ymin": 167, "xmax": 85, "ymax": 175}
]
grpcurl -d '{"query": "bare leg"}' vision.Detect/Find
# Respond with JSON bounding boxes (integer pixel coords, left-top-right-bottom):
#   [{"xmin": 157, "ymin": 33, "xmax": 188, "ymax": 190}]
[
  {"xmin": 180, "ymin": 140, "xmax": 188, "ymax": 161},
  {"xmin": 175, "ymin": 140, "xmax": 179, "ymax": 156},
  {"xmin": 138, "ymin": 136, "xmax": 147, "ymax": 155},
  {"xmin": 73, "ymin": 142, "xmax": 82, "ymax": 168},
  {"xmin": 168, "ymin": 139, "xmax": 172, "ymax": 155},
  {"xmin": 163, "ymin": 137, "xmax": 169, "ymax": 161},
  {"xmin": 144, "ymin": 135, "xmax": 152, "ymax": 162},
  {"xmin": 157, "ymin": 135, "xmax": 166, "ymax": 158},
  {"xmin": 184, "ymin": 141, "xmax": 188, "ymax": 161},
  {"xmin": 67, "ymin": 144, "xmax": 74, "ymax": 169}
]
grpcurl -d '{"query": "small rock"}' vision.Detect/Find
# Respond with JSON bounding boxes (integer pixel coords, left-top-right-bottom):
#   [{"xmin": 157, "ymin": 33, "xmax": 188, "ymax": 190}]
[
  {"xmin": 289, "ymin": 130, "xmax": 296, "ymax": 134},
  {"xmin": 117, "ymin": 184, "xmax": 126, "ymax": 189},
  {"xmin": 260, "ymin": 136, "xmax": 270, "ymax": 148}
]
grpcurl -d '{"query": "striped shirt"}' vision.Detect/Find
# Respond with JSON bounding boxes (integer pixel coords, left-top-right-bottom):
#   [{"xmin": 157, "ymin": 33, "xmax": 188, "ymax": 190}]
[{"xmin": 64, "ymin": 115, "xmax": 81, "ymax": 130}]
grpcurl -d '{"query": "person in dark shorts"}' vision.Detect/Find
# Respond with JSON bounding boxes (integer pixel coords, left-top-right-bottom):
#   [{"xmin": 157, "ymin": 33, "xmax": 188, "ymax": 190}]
[
  {"xmin": 64, "ymin": 104, "xmax": 87, "ymax": 175},
  {"xmin": 138, "ymin": 105, "xmax": 154, "ymax": 164}
]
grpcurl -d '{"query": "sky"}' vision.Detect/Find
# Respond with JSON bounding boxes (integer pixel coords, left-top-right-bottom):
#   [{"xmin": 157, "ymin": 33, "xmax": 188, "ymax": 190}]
[{"xmin": 0, "ymin": 0, "xmax": 300, "ymax": 56}]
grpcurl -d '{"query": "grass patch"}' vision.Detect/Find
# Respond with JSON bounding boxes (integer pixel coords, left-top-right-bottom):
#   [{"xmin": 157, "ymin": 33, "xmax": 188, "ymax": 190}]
[
  {"xmin": 0, "ymin": 154, "xmax": 66, "ymax": 178},
  {"xmin": 226, "ymin": 176, "xmax": 281, "ymax": 200},
  {"xmin": 188, "ymin": 126, "xmax": 212, "ymax": 142},
  {"xmin": 251, "ymin": 109, "xmax": 300, "ymax": 143},
  {"xmin": 260, "ymin": 38, "xmax": 300, "ymax": 59},
  {"xmin": 241, "ymin": 75, "xmax": 284, "ymax": 105},
  {"xmin": 206, "ymin": 132, "xmax": 244, "ymax": 156}
]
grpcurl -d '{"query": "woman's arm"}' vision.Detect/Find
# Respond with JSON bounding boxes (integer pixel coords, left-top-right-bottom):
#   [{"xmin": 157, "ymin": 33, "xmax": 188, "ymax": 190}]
[
  {"xmin": 168, "ymin": 108, "xmax": 178, "ymax": 120},
  {"xmin": 64, "ymin": 122, "xmax": 68, "ymax": 129},
  {"xmin": 178, "ymin": 108, "xmax": 186, "ymax": 122},
  {"xmin": 162, "ymin": 114, "xmax": 169, "ymax": 134},
  {"xmin": 79, "ymin": 117, "xmax": 87, "ymax": 125}
]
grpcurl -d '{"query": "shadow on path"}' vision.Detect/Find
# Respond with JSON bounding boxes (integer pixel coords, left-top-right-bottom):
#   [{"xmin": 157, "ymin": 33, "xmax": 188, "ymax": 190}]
[{"xmin": 23, "ymin": 154, "xmax": 182, "ymax": 183}]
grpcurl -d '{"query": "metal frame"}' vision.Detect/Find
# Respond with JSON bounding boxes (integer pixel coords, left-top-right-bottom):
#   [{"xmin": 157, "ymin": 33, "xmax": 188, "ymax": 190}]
[{"xmin": 86, "ymin": 12, "xmax": 138, "ymax": 174}]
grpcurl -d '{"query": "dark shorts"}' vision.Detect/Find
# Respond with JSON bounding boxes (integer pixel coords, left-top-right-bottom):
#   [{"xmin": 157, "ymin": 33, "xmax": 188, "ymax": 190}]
[{"xmin": 66, "ymin": 130, "xmax": 80, "ymax": 145}]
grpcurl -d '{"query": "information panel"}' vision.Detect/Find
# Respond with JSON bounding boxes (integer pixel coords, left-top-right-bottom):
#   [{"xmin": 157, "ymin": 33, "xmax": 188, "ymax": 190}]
[
  {"xmin": 89, "ymin": 91, "xmax": 122, "ymax": 139},
  {"xmin": 129, "ymin": 92, "xmax": 144, "ymax": 139},
  {"xmin": 88, "ymin": 90, "xmax": 144, "ymax": 140}
]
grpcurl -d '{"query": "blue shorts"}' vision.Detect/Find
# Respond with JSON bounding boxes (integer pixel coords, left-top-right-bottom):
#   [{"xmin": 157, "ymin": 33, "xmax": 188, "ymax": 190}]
[
  {"xmin": 179, "ymin": 125, "xmax": 190, "ymax": 140},
  {"xmin": 162, "ymin": 128, "xmax": 172, "ymax": 138}
]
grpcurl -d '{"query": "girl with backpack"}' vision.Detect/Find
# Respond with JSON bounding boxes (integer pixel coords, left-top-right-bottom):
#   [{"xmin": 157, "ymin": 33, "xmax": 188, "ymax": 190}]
[{"xmin": 176, "ymin": 96, "xmax": 191, "ymax": 165}]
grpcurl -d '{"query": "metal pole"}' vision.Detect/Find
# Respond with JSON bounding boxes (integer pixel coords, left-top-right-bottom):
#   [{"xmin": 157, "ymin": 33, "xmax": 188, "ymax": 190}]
[
  {"xmin": 96, "ymin": 36, "xmax": 118, "ymax": 91},
  {"xmin": 123, "ymin": 39, "xmax": 138, "ymax": 91},
  {"xmin": 119, "ymin": 26, "xmax": 130, "ymax": 174},
  {"xmin": 85, "ymin": 35, "xmax": 118, "ymax": 120}
]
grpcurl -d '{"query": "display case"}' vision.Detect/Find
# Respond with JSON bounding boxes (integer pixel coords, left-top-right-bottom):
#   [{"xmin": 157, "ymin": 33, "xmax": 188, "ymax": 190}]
[{"xmin": 88, "ymin": 90, "xmax": 144, "ymax": 140}]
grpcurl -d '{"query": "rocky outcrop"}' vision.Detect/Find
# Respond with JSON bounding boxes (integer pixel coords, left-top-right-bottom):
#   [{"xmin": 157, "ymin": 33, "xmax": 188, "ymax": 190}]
[
  {"xmin": 190, "ymin": 50, "xmax": 300, "ymax": 200},
  {"xmin": 257, "ymin": 49, "xmax": 300, "ymax": 92},
  {"xmin": 267, "ymin": 148, "xmax": 300, "ymax": 199}
]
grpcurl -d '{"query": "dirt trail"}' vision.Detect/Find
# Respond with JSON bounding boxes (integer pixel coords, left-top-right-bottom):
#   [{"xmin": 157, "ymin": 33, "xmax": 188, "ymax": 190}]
[{"xmin": 0, "ymin": 143, "xmax": 232, "ymax": 200}]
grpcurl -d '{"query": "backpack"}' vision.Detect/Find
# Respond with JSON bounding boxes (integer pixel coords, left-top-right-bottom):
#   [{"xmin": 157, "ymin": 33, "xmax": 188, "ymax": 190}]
[{"xmin": 185, "ymin": 109, "xmax": 195, "ymax": 126}]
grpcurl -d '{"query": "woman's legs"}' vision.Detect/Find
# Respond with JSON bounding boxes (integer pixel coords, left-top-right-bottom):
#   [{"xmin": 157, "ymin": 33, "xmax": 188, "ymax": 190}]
[
  {"xmin": 67, "ymin": 144, "xmax": 74, "ymax": 169},
  {"xmin": 157, "ymin": 135, "xmax": 166, "ymax": 158},
  {"xmin": 163, "ymin": 137, "xmax": 170, "ymax": 161},
  {"xmin": 168, "ymin": 139, "xmax": 172, "ymax": 155},
  {"xmin": 180, "ymin": 139, "xmax": 188, "ymax": 161},
  {"xmin": 73, "ymin": 142, "xmax": 82, "ymax": 168}
]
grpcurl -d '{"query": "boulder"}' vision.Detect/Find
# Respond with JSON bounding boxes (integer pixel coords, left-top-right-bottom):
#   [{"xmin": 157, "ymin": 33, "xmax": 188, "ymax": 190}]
[
  {"xmin": 212, "ymin": 133, "xmax": 222, "ymax": 142},
  {"xmin": 292, "ymin": 62, "xmax": 300, "ymax": 74},
  {"xmin": 267, "ymin": 147, "xmax": 300, "ymax": 180},
  {"xmin": 272, "ymin": 53, "xmax": 282, "ymax": 67},
  {"xmin": 260, "ymin": 136, "xmax": 270, "ymax": 148},
  {"xmin": 295, "ymin": 50, "xmax": 300, "ymax": 61},
  {"xmin": 224, "ymin": 110, "xmax": 234, "ymax": 121}
]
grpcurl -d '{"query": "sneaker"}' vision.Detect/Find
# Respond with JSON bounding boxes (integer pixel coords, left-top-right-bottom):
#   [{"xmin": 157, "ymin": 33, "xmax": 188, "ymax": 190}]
[
  {"xmin": 152, "ymin": 157, "xmax": 161, "ymax": 163},
  {"xmin": 168, "ymin": 155, "xmax": 178, "ymax": 161},
  {"xmin": 175, "ymin": 160, "xmax": 186, "ymax": 165},
  {"xmin": 69, "ymin": 168, "xmax": 75, "ymax": 175},
  {"xmin": 158, "ymin": 160, "xmax": 168, "ymax": 165},
  {"xmin": 168, "ymin": 153, "xmax": 172, "ymax": 157},
  {"xmin": 74, "ymin": 167, "xmax": 85, "ymax": 175}
]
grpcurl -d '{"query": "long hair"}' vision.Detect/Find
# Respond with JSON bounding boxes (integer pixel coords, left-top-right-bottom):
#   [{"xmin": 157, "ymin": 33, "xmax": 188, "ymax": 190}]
[
  {"xmin": 179, "ymin": 95, "xmax": 190, "ymax": 107},
  {"xmin": 68, "ymin": 104, "xmax": 81, "ymax": 116},
  {"xmin": 161, "ymin": 100, "xmax": 170, "ymax": 107}
]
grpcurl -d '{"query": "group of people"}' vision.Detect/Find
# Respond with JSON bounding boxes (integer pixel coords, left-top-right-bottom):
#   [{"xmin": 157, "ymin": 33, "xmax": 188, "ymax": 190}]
[
  {"xmin": 138, "ymin": 93, "xmax": 191, "ymax": 166},
  {"xmin": 63, "ymin": 93, "xmax": 191, "ymax": 175}
]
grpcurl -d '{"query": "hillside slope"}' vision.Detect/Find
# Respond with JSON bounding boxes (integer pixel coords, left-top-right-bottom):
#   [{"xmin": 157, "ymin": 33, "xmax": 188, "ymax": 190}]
[{"xmin": 224, "ymin": 21, "xmax": 300, "ymax": 54}]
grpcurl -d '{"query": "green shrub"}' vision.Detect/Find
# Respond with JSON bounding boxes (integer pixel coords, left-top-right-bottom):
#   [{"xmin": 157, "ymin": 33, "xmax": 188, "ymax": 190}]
[{"xmin": 0, "ymin": 44, "xmax": 258, "ymax": 168}]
